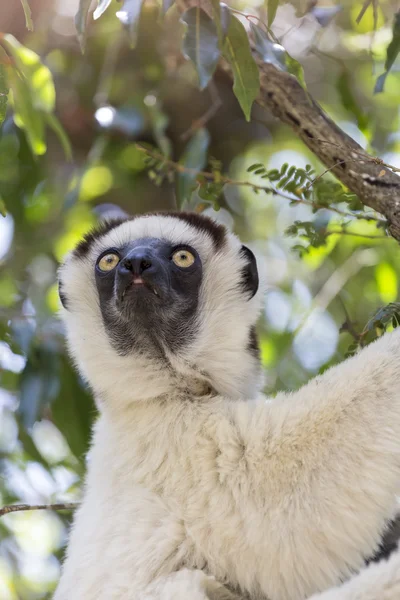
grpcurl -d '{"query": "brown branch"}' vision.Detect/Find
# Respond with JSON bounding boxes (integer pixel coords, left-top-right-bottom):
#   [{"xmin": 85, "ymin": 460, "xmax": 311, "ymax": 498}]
[
  {"xmin": 0, "ymin": 502, "xmax": 79, "ymax": 517},
  {"xmin": 175, "ymin": 0, "xmax": 400, "ymax": 242}
]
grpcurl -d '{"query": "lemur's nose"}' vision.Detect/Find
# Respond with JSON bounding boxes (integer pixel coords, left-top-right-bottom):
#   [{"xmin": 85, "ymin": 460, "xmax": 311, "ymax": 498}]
[{"xmin": 121, "ymin": 249, "xmax": 153, "ymax": 276}]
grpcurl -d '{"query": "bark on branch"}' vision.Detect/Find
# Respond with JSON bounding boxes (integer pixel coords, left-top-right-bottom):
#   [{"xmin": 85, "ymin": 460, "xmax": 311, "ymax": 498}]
[
  {"xmin": 0, "ymin": 502, "xmax": 79, "ymax": 517},
  {"xmin": 175, "ymin": 0, "xmax": 400, "ymax": 242}
]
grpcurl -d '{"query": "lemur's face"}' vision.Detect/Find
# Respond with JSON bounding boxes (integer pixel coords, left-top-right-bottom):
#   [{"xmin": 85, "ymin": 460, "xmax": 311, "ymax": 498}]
[
  {"xmin": 58, "ymin": 212, "xmax": 264, "ymax": 400},
  {"xmin": 94, "ymin": 236, "xmax": 204, "ymax": 355}
]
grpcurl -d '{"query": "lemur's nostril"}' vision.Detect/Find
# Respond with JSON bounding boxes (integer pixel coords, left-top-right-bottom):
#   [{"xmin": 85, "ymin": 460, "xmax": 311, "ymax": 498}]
[
  {"xmin": 121, "ymin": 252, "xmax": 153, "ymax": 275},
  {"xmin": 140, "ymin": 259, "xmax": 152, "ymax": 271}
]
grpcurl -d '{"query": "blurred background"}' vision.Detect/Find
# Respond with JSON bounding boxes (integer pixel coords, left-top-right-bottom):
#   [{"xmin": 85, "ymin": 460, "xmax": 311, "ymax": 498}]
[{"xmin": 1, "ymin": 0, "xmax": 400, "ymax": 597}]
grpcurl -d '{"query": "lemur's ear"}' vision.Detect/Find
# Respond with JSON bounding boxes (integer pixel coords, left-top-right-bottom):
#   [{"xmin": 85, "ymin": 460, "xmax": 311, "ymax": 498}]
[
  {"xmin": 58, "ymin": 280, "xmax": 69, "ymax": 310},
  {"xmin": 240, "ymin": 245, "xmax": 259, "ymax": 299}
]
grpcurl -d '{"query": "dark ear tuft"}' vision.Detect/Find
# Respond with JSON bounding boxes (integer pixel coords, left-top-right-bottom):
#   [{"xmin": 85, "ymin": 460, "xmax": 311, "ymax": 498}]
[
  {"xmin": 240, "ymin": 246, "xmax": 259, "ymax": 299},
  {"xmin": 58, "ymin": 280, "xmax": 68, "ymax": 310}
]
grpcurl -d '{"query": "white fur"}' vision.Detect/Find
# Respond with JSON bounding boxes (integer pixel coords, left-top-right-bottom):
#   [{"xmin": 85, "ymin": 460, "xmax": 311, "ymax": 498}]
[
  {"xmin": 54, "ymin": 215, "xmax": 400, "ymax": 600},
  {"xmin": 309, "ymin": 549, "xmax": 400, "ymax": 600}
]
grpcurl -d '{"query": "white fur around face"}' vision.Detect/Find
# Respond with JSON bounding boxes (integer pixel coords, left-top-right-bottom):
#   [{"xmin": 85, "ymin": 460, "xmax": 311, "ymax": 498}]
[
  {"xmin": 58, "ymin": 214, "xmax": 264, "ymax": 406},
  {"xmin": 55, "ymin": 214, "xmax": 400, "ymax": 600}
]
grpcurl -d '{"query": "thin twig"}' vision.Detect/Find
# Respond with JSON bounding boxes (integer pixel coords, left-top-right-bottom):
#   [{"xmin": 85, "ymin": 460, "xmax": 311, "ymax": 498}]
[
  {"xmin": 338, "ymin": 296, "xmax": 366, "ymax": 347},
  {"xmin": 303, "ymin": 159, "xmax": 354, "ymax": 191},
  {"xmin": 136, "ymin": 143, "xmax": 385, "ymax": 224},
  {"xmin": 316, "ymin": 139, "xmax": 400, "ymax": 174},
  {"xmin": 180, "ymin": 81, "xmax": 222, "ymax": 142},
  {"xmin": 0, "ymin": 502, "xmax": 79, "ymax": 517},
  {"xmin": 356, "ymin": 0, "xmax": 373, "ymax": 24}
]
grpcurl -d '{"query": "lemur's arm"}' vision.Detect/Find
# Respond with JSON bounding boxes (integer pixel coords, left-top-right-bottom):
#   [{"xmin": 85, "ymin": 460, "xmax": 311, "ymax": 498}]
[
  {"xmin": 308, "ymin": 548, "xmax": 400, "ymax": 600},
  {"xmin": 223, "ymin": 329, "xmax": 400, "ymax": 598}
]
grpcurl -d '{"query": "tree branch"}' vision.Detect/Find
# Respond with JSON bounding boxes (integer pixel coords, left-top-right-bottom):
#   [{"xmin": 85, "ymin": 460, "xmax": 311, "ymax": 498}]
[
  {"xmin": 0, "ymin": 502, "xmax": 79, "ymax": 517},
  {"xmin": 175, "ymin": 0, "xmax": 400, "ymax": 241}
]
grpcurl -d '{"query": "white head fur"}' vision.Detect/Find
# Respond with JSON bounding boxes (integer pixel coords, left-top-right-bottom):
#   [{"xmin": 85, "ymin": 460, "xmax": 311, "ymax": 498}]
[{"xmin": 58, "ymin": 212, "xmax": 264, "ymax": 407}]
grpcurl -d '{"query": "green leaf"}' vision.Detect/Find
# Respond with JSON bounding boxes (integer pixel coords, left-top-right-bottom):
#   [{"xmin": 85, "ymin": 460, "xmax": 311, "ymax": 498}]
[
  {"xmin": 0, "ymin": 52, "xmax": 9, "ymax": 127},
  {"xmin": 336, "ymin": 69, "xmax": 368, "ymax": 132},
  {"xmin": 7, "ymin": 67, "xmax": 46, "ymax": 155},
  {"xmin": 247, "ymin": 162, "xmax": 264, "ymax": 172},
  {"xmin": 1, "ymin": 36, "xmax": 63, "ymax": 155},
  {"xmin": 250, "ymin": 22, "xmax": 286, "ymax": 70},
  {"xmin": 18, "ymin": 422, "xmax": 51, "ymax": 468},
  {"xmin": 383, "ymin": 11, "xmax": 400, "ymax": 72},
  {"xmin": 286, "ymin": 52, "xmax": 307, "ymax": 90},
  {"xmin": 116, "ymin": 0, "xmax": 144, "ymax": 48},
  {"xmin": 177, "ymin": 128, "xmax": 210, "ymax": 207},
  {"xmin": 20, "ymin": 0, "xmax": 34, "ymax": 31},
  {"xmin": 267, "ymin": 0, "xmax": 279, "ymax": 27},
  {"xmin": 222, "ymin": 15, "xmax": 260, "ymax": 121},
  {"xmin": 198, "ymin": 180, "xmax": 224, "ymax": 209},
  {"xmin": 210, "ymin": 0, "xmax": 231, "ymax": 46},
  {"xmin": 181, "ymin": 8, "xmax": 220, "ymax": 90},
  {"xmin": 10, "ymin": 318, "xmax": 36, "ymax": 356},
  {"xmin": 147, "ymin": 103, "xmax": 172, "ymax": 157},
  {"xmin": 18, "ymin": 350, "xmax": 60, "ymax": 429},
  {"xmin": 2, "ymin": 35, "xmax": 55, "ymax": 113},
  {"xmin": 93, "ymin": 0, "xmax": 113, "ymax": 20},
  {"xmin": 51, "ymin": 358, "xmax": 95, "ymax": 463},
  {"xmin": 374, "ymin": 11, "xmax": 400, "ymax": 94},
  {"xmin": 75, "ymin": 0, "xmax": 93, "ymax": 53},
  {"xmin": 374, "ymin": 73, "xmax": 386, "ymax": 94},
  {"xmin": 0, "ymin": 195, "xmax": 6, "ymax": 217},
  {"xmin": 45, "ymin": 113, "xmax": 73, "ymax": 161}
]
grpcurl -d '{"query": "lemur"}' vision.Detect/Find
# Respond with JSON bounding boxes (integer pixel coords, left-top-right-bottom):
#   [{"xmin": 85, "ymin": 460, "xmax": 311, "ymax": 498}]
[{"xmin": 54, "ymin": 211, "xmax": 400, "ymax": 600}]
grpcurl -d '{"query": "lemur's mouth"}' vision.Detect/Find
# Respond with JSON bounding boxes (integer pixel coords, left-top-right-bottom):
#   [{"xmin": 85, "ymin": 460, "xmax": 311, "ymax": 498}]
[{"xmin": 120, "ymin": 278, "xmax": 160, "ymax": 301}]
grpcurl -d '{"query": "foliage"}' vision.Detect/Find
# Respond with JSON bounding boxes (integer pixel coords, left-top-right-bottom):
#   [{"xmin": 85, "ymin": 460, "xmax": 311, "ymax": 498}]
[
  {"xmin": 222, "ymin": 14, "xmax": 260, "ymax": 121},
  {"xmin": 2, "ymin": 0, "xmax": 400, "ymax": 597},
  {"xmin": 181, "ymin": 8, "xmax": 220, "ymax": 90},
  {"xmin": 267, "ymin": 0, "xmax": 280, "ymax": 27},
  {"xmin": 374, "ymin": 10, "xmax": 400, "ymax": 93}
]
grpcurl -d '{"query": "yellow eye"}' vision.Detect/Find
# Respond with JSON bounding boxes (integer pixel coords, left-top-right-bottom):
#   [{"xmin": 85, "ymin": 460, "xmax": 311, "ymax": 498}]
[
  {"xmin": 172, "ymin": 249, "xmax": 195, "ymax": 268},
  {"xmin": 98, "ymin": 253, "xmax": 120, "ymax": 272}
]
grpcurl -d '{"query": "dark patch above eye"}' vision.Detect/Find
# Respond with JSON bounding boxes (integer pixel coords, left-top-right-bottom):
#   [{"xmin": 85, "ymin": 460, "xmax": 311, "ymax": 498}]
[
  {"xmin": 73, "ymin": 219, "xmax": 127, "ymax": 260},
  {"xmin": 154, "ymin": 211, "xmax": 227, "ymax": 250},
  {"xmin": 71, "ymin": 211, "xmax": 227, "ymax": 260}
]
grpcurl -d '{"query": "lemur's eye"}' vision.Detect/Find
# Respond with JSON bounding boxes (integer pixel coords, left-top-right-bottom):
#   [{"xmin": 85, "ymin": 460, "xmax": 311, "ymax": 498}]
[
  {"xmin": 98, "ymin": 253, "xmax": 120, "ymax": 272},
  {"xmin": 171, "ymin": 249, "xmax": 195, "ymax": 268}
]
